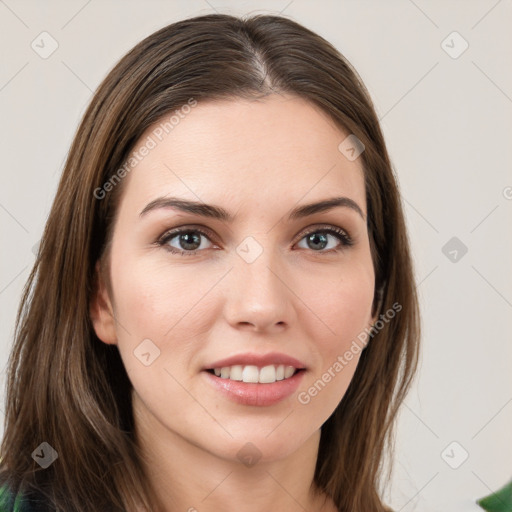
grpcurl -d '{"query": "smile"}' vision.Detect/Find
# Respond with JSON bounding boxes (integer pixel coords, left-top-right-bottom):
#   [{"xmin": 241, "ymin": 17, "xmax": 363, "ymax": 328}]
[{"xmin": 207, "ymin": 364, "xmax": 299, "ymax": 383}]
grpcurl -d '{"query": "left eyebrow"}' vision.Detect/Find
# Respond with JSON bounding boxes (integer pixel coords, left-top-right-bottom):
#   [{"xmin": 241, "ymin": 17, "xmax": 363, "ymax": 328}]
[
  {"xmin": 288, "ymin": 196, "xmax": 365, "ymax": 221},
  {"xmin": 139, "ymin": 196, "xmax": 366, "ymax": 222}
]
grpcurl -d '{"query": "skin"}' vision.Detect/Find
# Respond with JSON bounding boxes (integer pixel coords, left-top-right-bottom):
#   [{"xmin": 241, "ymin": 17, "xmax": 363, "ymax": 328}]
[{"xmin": 90, "ymin": 94, "xmax": 377, "ymax": 512}]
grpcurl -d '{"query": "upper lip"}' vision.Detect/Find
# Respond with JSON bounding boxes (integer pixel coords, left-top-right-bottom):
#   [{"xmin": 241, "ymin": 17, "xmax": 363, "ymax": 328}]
[{"xmin": 204, "ymin": 352, "xmax": 307, "ymax": 370}]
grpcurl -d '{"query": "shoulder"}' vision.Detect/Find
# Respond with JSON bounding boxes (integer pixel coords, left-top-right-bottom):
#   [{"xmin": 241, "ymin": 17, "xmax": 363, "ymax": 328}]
[{"xmin": 0, "ymin": 483, "xmax": 52, "ymax": 512}]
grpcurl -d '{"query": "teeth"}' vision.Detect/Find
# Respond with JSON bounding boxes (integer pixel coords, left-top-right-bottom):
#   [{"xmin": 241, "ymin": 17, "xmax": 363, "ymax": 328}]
[
  {"xmin": 258, "ymin": 365, "xmax": 276, "ymax": 383},
  {"xmin": 211, "ymin": 364, "xmax": 299, "ymax": 383},
  {"xmin": 284, "ymin": 366, "xmax": 295, "ymax": 379},
  {"xmin": 242, "ymin": 365, "xmax": 259, "ymax": 383},
  {"xmin": 230, "ymin": 365, "xmax": 243, "ymax": 381}
]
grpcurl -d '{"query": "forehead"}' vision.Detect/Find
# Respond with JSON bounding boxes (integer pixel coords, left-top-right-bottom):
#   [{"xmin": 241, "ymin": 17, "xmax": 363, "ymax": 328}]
[{"xmin": 117, "ymin": 94, "xmax": 366, "ymax": 220}]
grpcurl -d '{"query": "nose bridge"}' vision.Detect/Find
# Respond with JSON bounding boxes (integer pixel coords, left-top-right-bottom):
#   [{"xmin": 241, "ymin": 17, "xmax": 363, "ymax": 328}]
[
  {"xmin": 223, "ymin": 233, "xmax": 292, "ymax": 329},
  {"xmin": 235, "ymin": 233, "xmax": 283, "ymax": 296}
]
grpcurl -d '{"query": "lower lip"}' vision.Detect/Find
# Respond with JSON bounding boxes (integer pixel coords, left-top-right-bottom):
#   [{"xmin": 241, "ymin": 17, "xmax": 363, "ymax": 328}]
[{"xmin": 202, "ymin": 370, "xmax": 306, "ymax": 406}]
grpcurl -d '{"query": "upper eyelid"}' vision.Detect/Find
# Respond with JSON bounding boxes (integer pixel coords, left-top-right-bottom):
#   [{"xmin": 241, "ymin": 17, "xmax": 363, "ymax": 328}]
[
  {"xmin": 158, "ymin": 224, "xmax": 217, "ymax": 244},
  {"xmin": 296, "ymin": 224, "xmax": 350, "ymax": 239}
]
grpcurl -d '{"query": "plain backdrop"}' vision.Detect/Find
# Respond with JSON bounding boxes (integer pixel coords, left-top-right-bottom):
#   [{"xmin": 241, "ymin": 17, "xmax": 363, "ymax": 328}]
[{"xmin": 1, "ymin": 1, "xmax": 511, "ymax": 511}]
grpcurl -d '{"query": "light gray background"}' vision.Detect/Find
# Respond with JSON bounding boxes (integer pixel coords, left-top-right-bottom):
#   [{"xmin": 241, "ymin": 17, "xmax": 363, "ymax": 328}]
[{"xmin": 1, "ymin": 1, "xmax": 511, "ymax": 510}]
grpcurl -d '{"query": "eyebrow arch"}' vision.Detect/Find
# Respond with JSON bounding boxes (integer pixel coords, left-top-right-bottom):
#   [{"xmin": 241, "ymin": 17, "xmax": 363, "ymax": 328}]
[{"xmin": 139, "ymin": 196, "xmax": 365, "ymax": 222}]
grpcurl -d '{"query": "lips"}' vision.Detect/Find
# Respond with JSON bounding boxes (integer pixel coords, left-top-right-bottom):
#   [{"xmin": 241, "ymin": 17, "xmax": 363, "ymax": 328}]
[
  {"xmin": 203, "ymin": 367, "xmax": 306, "ymax": 406},
  {"xmin": 204, "ymin": 352, "xmax": 307, "ymax": 371},
  {"xmin": 202, "ymin": 352, "xmax": 307, "ymax": 406}
]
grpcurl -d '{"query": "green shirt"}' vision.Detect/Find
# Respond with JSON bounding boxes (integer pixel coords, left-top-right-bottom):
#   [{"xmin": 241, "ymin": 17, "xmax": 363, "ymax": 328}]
[{"xmin": 0, "ymin": 484, "xmax": 50, "ymax": 512}]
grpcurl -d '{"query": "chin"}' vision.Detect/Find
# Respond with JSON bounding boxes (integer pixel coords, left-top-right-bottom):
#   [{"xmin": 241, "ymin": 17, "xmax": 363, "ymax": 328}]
[{"xmin": 199, "ymin": 424, "xmax": 314, "ymax": 465}]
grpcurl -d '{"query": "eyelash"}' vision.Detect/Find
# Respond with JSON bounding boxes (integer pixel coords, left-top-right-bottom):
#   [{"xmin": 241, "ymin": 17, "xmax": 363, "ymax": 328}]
[{"xmin": 156, "ymin": 224, "xmax": 354, "ymax": 257}]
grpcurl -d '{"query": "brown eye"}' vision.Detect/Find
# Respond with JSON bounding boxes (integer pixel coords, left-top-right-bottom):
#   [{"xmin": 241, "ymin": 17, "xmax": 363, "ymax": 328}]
[{"xmin": 158, "ymin": 228, "xmax": 214, "ymax": 256}]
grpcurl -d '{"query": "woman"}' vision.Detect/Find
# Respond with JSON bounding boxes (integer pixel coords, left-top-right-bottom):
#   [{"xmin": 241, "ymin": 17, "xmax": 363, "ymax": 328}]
[{"xmin": 0, "ymin": 13, "xmax": 420, "ymax": 512}]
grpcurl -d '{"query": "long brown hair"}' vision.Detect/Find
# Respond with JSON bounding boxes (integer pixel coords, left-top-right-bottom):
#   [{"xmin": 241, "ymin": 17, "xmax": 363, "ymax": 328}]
[{"xmin": 0, "ymin": 13, "xmax": 420, "ymax": 512}]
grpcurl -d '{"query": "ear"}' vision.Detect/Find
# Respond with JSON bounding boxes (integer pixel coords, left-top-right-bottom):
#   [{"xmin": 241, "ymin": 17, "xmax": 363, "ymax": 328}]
[{"xmin": 90, "ymin": 260, "xmax": 118, "ymax": 345}]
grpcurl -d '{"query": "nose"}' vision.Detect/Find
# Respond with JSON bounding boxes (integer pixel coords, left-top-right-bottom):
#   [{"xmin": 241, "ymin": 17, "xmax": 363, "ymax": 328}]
[{"xmin": 222, "ymin": 245, "xmax": 294, "ymax": 333}]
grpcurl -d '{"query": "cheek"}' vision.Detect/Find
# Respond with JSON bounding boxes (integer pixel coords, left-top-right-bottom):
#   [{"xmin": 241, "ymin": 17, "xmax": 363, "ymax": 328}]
[
  {"xmin": 109, "ymin": 253, "xmax": 222, "ymax": 372},
  {"xmin": 112, "ymin": 262, "xmax": 173, "ymax": 337},
  {"xmin": 303, "ymin": 260, "xmax": 375, "ymax": 348},
  {"xmin": 108, "ymin": 256, "xmax": 205, "ymax": 407},
  {"xmin": 326, "ymin": 276, "xmax": 374, "ymax": 341},
  {"xmin": 295, "ymin": 254, "xmax": 374, "ymax": 406},
  {"xmin": 295, "ymin": 269, "xmax": 373, "ymax": 419},
  {"xmin": 111, "ymin": 252, "xmax": 202, "ymax": 332}
]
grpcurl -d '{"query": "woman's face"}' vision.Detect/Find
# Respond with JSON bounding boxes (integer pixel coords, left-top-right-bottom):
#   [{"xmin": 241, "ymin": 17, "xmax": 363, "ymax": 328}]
[{"xmin": 92, "ymin": 94, "xmax": 376, "ymax": 463}]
